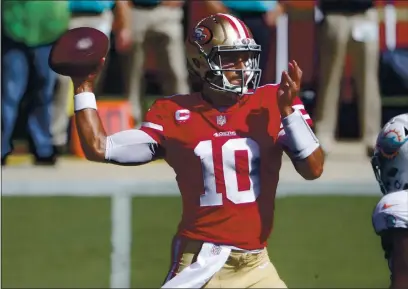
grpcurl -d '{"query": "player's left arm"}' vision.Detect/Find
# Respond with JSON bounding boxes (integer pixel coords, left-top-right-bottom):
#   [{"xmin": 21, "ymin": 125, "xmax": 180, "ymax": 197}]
[
  {"xmin": 278, "ymin": 100, "xmax": 325, "ymax": 180},
  {"xmin": 277, "ymin": 61, "xmax": 324, "ymax": 180}
]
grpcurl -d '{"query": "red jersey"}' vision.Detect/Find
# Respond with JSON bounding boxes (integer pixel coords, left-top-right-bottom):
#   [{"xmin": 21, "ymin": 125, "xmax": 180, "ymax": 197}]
[{"xmin": 140, "ymin": 84, "xmax": 312, "ymax": 250}]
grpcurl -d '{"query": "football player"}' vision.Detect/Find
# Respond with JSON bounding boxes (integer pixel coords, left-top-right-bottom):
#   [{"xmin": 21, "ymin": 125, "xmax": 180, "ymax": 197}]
[
  {"xmin": 372, "ymin": 113, "xmax": 408, "ymax": 289},
  {"xmin": 72, "ymin": 14, "xmax": 324, "ymax": 288}
]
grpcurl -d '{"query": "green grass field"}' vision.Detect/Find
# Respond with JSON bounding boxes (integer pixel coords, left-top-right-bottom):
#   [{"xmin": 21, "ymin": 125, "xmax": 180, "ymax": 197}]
[{"xmin": 2, "ymin": 195, "xmax": 389, "ymax": 288}]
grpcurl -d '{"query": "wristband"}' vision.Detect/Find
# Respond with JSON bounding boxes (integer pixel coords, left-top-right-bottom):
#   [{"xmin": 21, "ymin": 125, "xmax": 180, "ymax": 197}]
[
  {"xmin": 74, "ymin": 92, "xmax": 97, "ymax": 112},
  {"xmin": 281, "ymin": 110, "xmax": 319, "ymax": 159}
]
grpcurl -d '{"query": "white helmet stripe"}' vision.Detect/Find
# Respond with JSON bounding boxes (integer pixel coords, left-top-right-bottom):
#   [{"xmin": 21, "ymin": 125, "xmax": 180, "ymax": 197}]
[{"xmin": 219, "ymin": 13, "xmax": 247, "ymax": 39}]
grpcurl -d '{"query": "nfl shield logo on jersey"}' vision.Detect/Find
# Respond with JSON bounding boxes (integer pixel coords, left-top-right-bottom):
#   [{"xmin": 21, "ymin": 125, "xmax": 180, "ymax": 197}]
[{"xmin": 216, "ymin": 115, "xmax": 227, "ymax": 126}]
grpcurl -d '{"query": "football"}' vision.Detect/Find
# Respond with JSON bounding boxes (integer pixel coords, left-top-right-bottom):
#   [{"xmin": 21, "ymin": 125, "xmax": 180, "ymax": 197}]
[{"xmin": 49, "ymin": 27, "xmax": 109, "ymax": 77}]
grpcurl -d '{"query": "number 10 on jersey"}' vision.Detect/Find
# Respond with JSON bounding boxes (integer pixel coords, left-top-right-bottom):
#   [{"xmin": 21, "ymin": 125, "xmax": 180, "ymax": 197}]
[{"xmin": 194, "ymin": 138, "xmax": 261, "ymax": 207}]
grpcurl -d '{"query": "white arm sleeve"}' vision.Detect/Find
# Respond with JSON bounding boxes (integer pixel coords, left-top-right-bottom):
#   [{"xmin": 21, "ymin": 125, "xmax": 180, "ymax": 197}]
[{"xmin": 105, "ymin": 129, "xmax": 160, "ymax": 165}]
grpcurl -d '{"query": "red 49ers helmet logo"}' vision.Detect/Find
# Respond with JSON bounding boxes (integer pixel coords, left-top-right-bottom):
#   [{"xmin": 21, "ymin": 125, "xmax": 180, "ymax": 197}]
[{"xmin": 191, "ymin": 25, "xmax": 213, "ymax": 45}]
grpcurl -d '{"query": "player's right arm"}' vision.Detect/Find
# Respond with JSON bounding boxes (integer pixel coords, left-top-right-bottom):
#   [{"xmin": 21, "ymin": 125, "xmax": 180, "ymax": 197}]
[{"xmin": 72, "ymin": 62, "xmax": 166, "ymax": 165}]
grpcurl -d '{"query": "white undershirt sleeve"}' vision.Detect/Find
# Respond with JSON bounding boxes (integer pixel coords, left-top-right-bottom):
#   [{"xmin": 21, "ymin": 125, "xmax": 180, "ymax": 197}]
[{"xmin": 105, "ymin": 129, "xmax": 161, "ymax": 165}]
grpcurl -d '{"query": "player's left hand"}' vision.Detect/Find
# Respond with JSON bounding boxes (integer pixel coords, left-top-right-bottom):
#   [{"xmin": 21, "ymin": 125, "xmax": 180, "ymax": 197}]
[{"xmin": 277, "ymin": 60, "xmax": 302, "ymax": 117}]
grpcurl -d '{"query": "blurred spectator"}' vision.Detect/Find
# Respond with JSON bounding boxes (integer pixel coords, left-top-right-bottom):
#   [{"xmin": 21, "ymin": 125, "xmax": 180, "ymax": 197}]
[
  {"xmin": 124, "ymin": 0, "xmax": 190, "ymax": 127},
  {"xmin": 2, "ymin": 1, "xmax": 70, "ymax": 166},
  {"xmin": 203, "ymin": 0, "xmax": 285, "ymax": 85},
  {"xmin": 52, "ymin": 0, "xmax": 132, "ymax": 154},
  {"xmin": 314, "ymin": 0, "xmax": 381, "ymax": 156}
]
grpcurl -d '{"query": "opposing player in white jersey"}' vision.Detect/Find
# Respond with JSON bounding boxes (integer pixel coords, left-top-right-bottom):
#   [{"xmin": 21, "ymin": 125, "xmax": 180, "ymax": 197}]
[{"xmin": 371, "ymin": 113, "xmax": 408, "ymax": 288}]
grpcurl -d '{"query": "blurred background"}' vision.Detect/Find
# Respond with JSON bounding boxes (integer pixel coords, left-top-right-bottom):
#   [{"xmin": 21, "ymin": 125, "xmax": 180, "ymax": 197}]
[{"xmin": 2, "ymin": 0, "xmax": 408, "ymax": 288}]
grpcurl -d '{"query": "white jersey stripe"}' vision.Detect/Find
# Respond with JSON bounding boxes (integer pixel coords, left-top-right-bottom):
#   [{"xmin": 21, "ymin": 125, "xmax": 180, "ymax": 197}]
[
  {"xmin": 141, "ymin": 122, "xmax": 163, "ymax": 131},
  {"xmin": 292, "ymin": 104, "xmax": 305, "ymax": 110}
]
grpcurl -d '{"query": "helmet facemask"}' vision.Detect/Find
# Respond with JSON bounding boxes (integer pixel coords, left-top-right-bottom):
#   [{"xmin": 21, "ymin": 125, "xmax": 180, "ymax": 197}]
[
  {"xmin": 371, "ymin": 154, "xmax": 389, "ymax": 195},
  {"xmin": 202, "ymin": 40, "xmax": 262, "ymax": 95}
]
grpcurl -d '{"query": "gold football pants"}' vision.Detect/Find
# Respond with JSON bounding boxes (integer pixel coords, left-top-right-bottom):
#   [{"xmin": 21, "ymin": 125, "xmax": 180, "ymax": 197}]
[{"xmin": 164, "ymin": 237, "xmax": 287, "ymax": 288}]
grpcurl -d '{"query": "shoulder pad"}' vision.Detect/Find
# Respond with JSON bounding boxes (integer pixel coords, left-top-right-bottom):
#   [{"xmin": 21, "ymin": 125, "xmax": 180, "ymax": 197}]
[{"xmin": 372, "ymin": 190, "xmax": 408, "ymax": 234}]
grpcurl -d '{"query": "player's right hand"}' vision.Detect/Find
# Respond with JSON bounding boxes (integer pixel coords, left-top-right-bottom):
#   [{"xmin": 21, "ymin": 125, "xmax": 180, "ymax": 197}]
[
  {"xmin": 71, "ymin": 57, "xmax": 105, "ymax": 94},
  {"xmin": 277, "ymin": 60, "xmax": 302, "ymax": 117}
]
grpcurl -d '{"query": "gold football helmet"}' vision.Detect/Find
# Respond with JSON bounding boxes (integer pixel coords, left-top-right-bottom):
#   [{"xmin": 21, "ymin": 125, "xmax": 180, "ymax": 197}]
[{"xmin": 186, "ymin": 13, "xmax": 262, "ymax": 95}]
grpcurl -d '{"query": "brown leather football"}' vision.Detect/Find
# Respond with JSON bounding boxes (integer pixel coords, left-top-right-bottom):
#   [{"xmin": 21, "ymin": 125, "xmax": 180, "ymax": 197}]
[{"xmin": 49, "ymin": 27, "xmax": 109, "ymax": 77}]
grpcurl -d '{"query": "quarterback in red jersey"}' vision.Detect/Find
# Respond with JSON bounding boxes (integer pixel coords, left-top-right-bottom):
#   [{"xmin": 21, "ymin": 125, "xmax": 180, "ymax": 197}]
[{"xmin": 71, "ymin": 13, "xmax": 324, "ymax": 289}]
